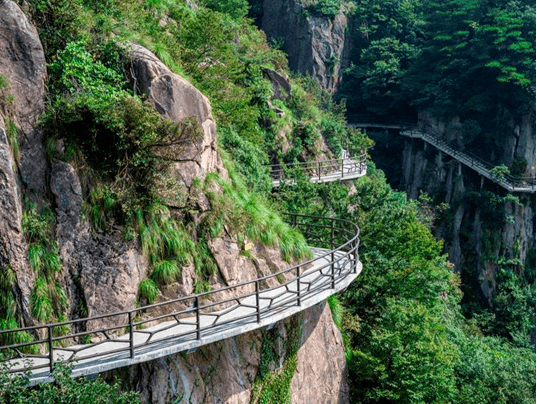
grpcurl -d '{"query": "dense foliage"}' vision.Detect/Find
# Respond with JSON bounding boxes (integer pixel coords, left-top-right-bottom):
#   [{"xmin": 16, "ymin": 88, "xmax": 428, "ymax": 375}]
[
  {"xmin": 340, "ymin": 0, "xmax": 535, "ymax": 161},
  {"xmin": 0, "ymin": 362, "xmax": 140, "ymax": 404},
  {"xmin": 275, "ymin": 164, "xmax": 535, "ymax": 403}
]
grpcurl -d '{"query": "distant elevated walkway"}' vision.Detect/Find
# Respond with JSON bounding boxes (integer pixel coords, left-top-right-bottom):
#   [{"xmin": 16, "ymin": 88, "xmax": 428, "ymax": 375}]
[
  {"xmin": 269, "ymin": 153, "xmax": 367, "ymax": 187},
  {"xmin": 400, "ymin": 128, "xmax": 535, "ymax": 193},
  {"xmin": 347, "ymin": 117, "xmax": 535, "ymax": 194}
]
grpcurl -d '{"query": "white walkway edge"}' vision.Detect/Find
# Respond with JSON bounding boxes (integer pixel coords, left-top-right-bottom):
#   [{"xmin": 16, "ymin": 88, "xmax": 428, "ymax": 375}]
[{"xmin": 9, "ymin": 247, "xmax": 361, "ymax": 384}]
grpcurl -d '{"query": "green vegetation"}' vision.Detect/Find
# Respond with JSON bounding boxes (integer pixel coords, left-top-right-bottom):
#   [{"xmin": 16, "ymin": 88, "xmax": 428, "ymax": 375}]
[
  {"xmin": 340, "ymin": 0, "xmax": 535, "ymax": 163},
  {"xmin": 5, "ymin": 119, "xmax": 20, "ymax": 161},
  {"xmin": 250, "ymin": 315, "xmax": 303, "ymax": 404},
  {"xmin": 275, "ymin": 163, "xmax": 535, "ymax": 403},
  {"xmin": 489, "ymin": 164, "xmax": 511, "ymax": 182},
  {"xmin": 23, "ymin": 200, "xmax": 68, "ymax": 325},
  {"xmin": 0, "ymin": 361, "xmax": 140, "ymax": 404}
]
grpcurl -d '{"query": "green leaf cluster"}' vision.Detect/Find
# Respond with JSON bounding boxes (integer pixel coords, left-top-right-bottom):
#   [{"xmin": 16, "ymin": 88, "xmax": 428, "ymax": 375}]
[{"xmin": 0, "ymin": 361, "xmax": 140, "ymax": 404}]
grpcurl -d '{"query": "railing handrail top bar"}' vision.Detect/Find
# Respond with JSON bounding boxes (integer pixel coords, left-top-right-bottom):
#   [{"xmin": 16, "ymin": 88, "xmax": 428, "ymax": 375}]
[{"xmin": 268, "ymin": 153, "xmax": 367, "ymax": 169}]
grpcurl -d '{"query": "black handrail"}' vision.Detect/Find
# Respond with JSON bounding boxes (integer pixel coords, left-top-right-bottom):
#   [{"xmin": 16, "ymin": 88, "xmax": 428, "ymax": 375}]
[
  {"xmin": 0, "ymin": 213, "xmax": 360, "ymax": 378},
  {"xmin": 401, "ymin": 128, "xmax": 535, "ymax": 190},
  {"xmin": 269, "ymin": 154, "xmax": 367, "ymax": 183}
]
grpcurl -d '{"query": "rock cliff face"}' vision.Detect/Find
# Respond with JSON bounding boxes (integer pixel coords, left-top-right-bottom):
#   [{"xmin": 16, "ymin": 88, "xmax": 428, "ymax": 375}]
[
  {"xmin": 0, "ymin": 2, "xmax": 350, "ymax": 400},
  {"xmin": 130, "ymin": 44, "xmax": 227, "ymax": 191},
  {"xmin": 399, "ymin": 112, "xmax": 535, "ymax": 302},
  {"xmin": 105, "ymin": 301, "xmax": 349, "ymax": 404},
  {"xmin": 261, "ymin": 0, "xmax": 352, "ymax": 93},
  {"xmin": 0, "ymin": 0, "xmax": 48, "ymax": 325}
]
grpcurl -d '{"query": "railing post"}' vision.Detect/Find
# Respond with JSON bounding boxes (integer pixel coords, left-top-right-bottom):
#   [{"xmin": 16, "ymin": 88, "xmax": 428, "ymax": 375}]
[
  {"xmin": 330, "ymin": 220, "xmax": 335, "ymax": 250},
  {"xmin": 341, "ymin": 158, "xmax": 344, "ymax": 177},
  {"xmin": 47, "ymin": 325, "xmax": 54, "ymax": 374},
  {"xmin": 196, "ymin": 296, "xmax": 201, "ymax": 340},
  {"xmin": 255, "ymin": 280, "xmax": 260, "ymax": 323},
  {"xmin": 297, "ymin": 266, "xmax": 301, "ymax": 306},
  {"xmin": 331, "ymin": 219, "xmax": 335, "ymax": 288},
  {"xmin": 318, "ymin": 161, "xmax": 321, "ymax": 181},
  {"xmin": 128, "ymin": 311, "xmax": 134, "ymax": 359},
  {"xmin": 353, "ymin": 239, "xmax": 358, "ymax": 274}
]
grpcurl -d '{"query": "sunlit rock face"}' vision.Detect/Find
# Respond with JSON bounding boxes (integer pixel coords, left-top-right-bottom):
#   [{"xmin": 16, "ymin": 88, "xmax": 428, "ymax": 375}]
[
  {"xmin": 129, "ymin": 44, "xmax": 227, "ymax": 191},
  {"xmin": 103, "ymin": 301, "xmax": 349, "ymax": 404}
]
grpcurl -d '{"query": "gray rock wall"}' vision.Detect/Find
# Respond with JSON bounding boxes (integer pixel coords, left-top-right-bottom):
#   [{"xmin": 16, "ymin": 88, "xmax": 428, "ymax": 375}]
[
  {"xmin": 105, "ymin": 301, "xmax": 349, "ymax": 404},
  {"xmin": 401, "ymin": 113, "xmax": 535, "ymax": 302},
  {"xmin": 262, "ymin": 0, "xmax": 352, "ymax": 93}
]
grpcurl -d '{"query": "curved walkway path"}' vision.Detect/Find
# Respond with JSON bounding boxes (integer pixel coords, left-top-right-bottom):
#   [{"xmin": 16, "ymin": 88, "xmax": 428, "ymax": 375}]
[
  {"xmin": 269, "ymin": 153, "xmax": 367, "ymax": 187},
  {"xmin": 1, "ymin": 214, "xmax": 361, "ymax": 384},
  {"xmin": 350, "ymin": 120, "xmax": 535, "ymax": 193}
]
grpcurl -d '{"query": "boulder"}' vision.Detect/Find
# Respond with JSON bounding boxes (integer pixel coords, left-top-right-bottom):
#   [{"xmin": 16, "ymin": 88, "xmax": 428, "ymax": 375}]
[
  {"xmin": 129, "ymin": 44, "xmax": 226, "ymax": 190},
  {"xmin": 263, "ymin": 68, "xmax": 291, "ymax": 100}
]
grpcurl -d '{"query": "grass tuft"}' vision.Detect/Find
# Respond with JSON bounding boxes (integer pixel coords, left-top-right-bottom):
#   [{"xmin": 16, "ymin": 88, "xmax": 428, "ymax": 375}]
[
  {"xmin": 327, "ymin": 294, "xmax": 344, "ymax": 331},
  {"xmin": 138, "ymin": 279, "xmax": 159, "ymax": 304},
  {"xmin": 151, "ymin": 259, "xmax": 180, "ymax": 284}
]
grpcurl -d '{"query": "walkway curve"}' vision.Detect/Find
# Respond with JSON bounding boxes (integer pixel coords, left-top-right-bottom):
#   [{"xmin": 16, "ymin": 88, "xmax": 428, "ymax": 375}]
[
  {"xmin": 269, "ymin": 153, "xmax": 367, "ymax": 187},
  {"xmin": 1, "ymin": 214, "xmax": 361, "ymax": 384}
]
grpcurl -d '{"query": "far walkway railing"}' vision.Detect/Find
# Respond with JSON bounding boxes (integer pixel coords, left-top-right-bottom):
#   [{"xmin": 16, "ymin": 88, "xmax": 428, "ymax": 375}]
[
  {"xmin": 1, "ymin": 213, "xmax": 361, "ymax": 384},
  {"xmin": 269, "ymin": 153, "xmax": 367, "ymax": 187},
  {"xmin": 400, "ymin": 128, "xmax": 535, "ymax": 193},
  {"xmin": 348, "ymin": 118, "xmax": 535, "ymax": 193}
]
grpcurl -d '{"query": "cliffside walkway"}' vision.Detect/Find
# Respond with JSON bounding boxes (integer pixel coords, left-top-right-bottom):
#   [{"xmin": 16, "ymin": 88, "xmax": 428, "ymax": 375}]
[
  {"xmin": 1, "ymin": 214, "xmax": 361, "ymax": 384},
  {"xmin": 349, "ymin": 119, "xmax": 535, "ymax": 193},
  {"xmin": 269, "ymin": 153, "xmax": 367, "ymax": 187}
]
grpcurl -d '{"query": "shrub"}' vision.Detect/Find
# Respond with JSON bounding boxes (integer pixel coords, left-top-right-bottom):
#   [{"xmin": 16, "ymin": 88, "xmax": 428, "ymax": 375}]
[
  {"xmin": 0, "ymin": 361, "xmax": 141, "ymax": 403},
  {"xmin": 309, "ymin": 0, "xmax": 343, "ymax": 18}
]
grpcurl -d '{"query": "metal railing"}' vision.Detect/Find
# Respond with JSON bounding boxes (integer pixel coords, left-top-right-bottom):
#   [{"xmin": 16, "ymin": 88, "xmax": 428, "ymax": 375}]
[
  {"xmin": 0, "ymin": 213, "xmax": 360, "ymax": 379},
  {"xmin": 346, "ymin": 115, "xmax": 417, "ymax": 128},
  {"xmin": 401, "ymin": 128, "xmax": 536, "ymax": 192},
  {"xmin": 269, "ymin": 154, "xmax": 367, "ymax": 185},
  {"xmin": 345, "ymin": 115, "xmax": 534, "ymax": 192}
]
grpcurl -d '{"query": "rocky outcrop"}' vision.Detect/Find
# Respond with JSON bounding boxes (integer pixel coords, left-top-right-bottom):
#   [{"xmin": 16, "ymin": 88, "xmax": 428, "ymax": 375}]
[
  {"xmin": 130, "ymin": 44, "xmax": 226, "ymax": 191},
  {"xmin": 263, "ymin": 68, "xmax": 291, "ymax": 101},
  {"xmin": 291, "ymin": 301, "xmax": 349, "ymax": 403},
  {"xmin": 262, "ymin": 0, "xmax": 352, "ymax": 93},
  {"xmin": 104, "ymin": 301, "xmax": 349, "ymax": 404},
  {"xmin": 0, "ymin": 117, "xmax": 34, "ymax": 324},
  {"xmin": 50, "ymin": 159, "xmax": 149, "ymax": 331},
  {"xmin": 0, "ymin": 0, "xmax": 49, "ymax": 325}
]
